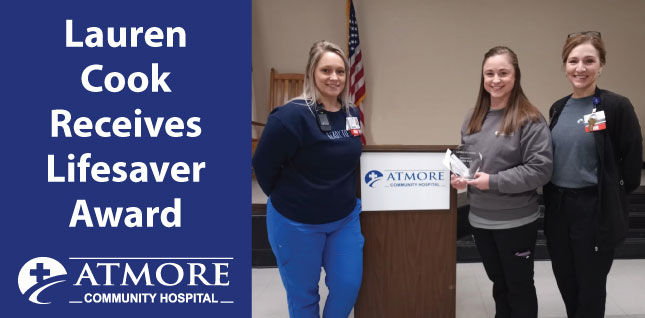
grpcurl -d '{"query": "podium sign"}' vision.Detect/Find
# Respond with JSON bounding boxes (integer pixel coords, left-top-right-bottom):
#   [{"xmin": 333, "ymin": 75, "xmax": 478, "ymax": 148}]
[
  {"xmin": 360, "ymin": 152, "xmax": 450, "ymax": 211},
  {"xmin": 356, "ymin": 145, "xmax": 457, "ymax": 318}
]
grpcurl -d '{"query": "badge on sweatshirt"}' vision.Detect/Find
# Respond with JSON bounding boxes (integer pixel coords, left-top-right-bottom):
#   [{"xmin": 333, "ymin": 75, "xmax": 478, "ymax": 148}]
[
  {"xmin": 583, "ymin": 110, "xmax": 606, "ymax": 132},
  {"xmin": 346, "ymin": 117, "xmax": 362, "ymax": 136}
]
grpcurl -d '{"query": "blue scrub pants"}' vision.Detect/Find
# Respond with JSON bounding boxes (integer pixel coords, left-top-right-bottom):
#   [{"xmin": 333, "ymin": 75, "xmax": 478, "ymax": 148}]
[{"xmin": 266, "ymin": 198, "xmax": 364, "ymax": 318}]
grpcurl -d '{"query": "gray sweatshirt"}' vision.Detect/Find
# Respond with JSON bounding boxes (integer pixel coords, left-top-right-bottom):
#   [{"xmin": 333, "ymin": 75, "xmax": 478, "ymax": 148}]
[{"xmin": 460, "ymin": 109, "xmax": 553, "ymax": 228}]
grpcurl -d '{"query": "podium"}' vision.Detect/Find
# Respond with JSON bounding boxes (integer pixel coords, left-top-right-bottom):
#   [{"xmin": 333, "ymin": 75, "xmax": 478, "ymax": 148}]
[{"xmin": 355, "ymin": 145, "xmax": 457, "ymax": 318}]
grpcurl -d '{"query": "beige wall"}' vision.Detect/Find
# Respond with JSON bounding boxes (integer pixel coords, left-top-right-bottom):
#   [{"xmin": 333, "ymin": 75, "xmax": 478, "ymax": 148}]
[{"xmin": 253, "ymin": 0, "xmax": 645, "ymax": 157}]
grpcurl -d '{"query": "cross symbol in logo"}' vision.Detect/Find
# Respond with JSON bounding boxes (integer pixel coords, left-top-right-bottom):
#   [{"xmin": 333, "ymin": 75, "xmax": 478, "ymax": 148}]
[
  {"xmin": 368, "ymin": 172, "xmax": 378, "ymax": 181},
  {"xmin": 30, "ymin": 263, "xmax": 50, "ymax": 283}
]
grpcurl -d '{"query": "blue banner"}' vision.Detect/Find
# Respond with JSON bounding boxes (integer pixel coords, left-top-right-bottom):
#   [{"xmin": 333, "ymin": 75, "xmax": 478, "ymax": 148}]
[{"xmin": 1, "ymin": 1, "xmax": 251, "ymax": 317}]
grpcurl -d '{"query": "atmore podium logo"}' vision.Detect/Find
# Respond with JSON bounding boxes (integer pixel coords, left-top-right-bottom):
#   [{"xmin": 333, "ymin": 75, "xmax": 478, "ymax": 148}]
[
  {"xmin": 18, "ymin": 257, "xmax": 67, "ymax": 304},
  {"xmin": 364, "ymin": 170, "xmax": 383, "ymax": 187},
  {"xmin": 364, "ymin": 169, "xmax": 446, "ymax": 188}
]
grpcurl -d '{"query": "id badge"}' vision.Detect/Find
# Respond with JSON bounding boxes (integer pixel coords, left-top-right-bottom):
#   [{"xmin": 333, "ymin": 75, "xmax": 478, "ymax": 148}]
[
  {"xmin": 583, "ymin": 110, "xmax": 606, "ymax": 132},
  {"xmin": 346, "ymin": 117, "xmax": 362, "ymax": 136}
]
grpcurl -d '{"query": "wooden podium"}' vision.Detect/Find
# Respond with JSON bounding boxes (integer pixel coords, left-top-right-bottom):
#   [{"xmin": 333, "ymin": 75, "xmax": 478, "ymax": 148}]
[{"xmin": 354, "ymin": 145, "xmax": 457, "ymax": 318}]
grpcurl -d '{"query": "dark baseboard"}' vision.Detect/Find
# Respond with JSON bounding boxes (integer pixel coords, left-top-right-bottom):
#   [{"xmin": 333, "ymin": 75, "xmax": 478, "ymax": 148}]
[
  {"xmin": 253, "ymin": 188, "xmax": 645, "ymax": 267},
  {"xmin": 252, "ymin": 249, "xmax": 277, "ymax": 268}
]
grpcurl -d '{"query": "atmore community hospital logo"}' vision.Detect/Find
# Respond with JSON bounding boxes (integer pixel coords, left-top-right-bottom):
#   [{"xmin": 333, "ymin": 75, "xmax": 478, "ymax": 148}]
[
  {"xmin": 18, "ymin": 257, "xmax": 67, "ymax": 304},
  {"xmin": 364, "ymin": 169, "xmax": 447, "ymax": 188},
  {"xmin": 17, "ymin": 256, "xmax": 233, "ymax": 305},
  {"xmin": 364, "ymin": 170, "xmax": 383, "ymax": 187}
]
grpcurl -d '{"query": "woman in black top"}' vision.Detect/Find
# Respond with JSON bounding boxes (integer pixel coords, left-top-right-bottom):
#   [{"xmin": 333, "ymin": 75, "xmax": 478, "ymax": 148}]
[{"xmin": 544, "ymin": 31, "xmax": 642, "ymax": 318}]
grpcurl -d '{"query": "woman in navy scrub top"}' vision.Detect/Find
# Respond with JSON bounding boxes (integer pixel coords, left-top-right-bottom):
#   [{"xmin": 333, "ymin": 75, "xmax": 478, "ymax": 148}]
[{"xmin": 253, "ymin": 40, "xmax": 364, "ymax": 318}]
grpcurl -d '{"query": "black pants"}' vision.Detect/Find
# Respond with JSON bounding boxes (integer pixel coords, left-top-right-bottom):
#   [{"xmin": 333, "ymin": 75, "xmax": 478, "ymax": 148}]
[
  {"xmin": 472, "ymin": 220, "xmax": 538, "ymax": 318},
  {"xmin": 544, "ymin": 185, "xmax": 615, "ymax": 318}
]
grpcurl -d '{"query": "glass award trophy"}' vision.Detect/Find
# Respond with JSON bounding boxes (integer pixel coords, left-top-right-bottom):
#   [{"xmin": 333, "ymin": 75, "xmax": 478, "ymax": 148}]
[{"xmin": 443, "ymin": 145, "xmax": 482, "ymax": 180}]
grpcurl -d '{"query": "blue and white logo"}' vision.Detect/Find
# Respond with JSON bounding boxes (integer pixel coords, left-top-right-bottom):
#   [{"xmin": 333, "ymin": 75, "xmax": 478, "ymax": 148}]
[
  {"xmin": 364, "ymin": 170, "xmax": 383, "ymax": 187},
  {"xmin": 18, "ymin": 257, "xmax": 67, "ymax": 304}
]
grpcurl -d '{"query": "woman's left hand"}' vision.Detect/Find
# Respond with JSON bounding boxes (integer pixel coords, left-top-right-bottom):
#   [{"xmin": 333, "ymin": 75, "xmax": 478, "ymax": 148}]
[{"xmin": 466, "ymin": 172, "xmax": 490, "ymax": 190}]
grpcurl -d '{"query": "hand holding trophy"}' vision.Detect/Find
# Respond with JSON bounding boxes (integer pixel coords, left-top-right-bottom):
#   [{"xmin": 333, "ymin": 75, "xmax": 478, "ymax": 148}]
[{"xmin": 443, "ymin": 144, "xmax": 483, "ymax": 180}]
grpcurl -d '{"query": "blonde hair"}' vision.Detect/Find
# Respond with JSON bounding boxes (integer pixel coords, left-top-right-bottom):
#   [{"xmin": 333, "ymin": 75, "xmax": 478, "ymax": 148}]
[{"xmin": 299, "ymin": 40, "xmax": 352, "ymax": 114}]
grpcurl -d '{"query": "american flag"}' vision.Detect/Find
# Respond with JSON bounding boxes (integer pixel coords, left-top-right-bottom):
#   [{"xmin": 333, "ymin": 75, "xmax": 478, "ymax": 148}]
[{"xmin": 347, "ymin": 0, "xmax": 366, "ymax": 144}]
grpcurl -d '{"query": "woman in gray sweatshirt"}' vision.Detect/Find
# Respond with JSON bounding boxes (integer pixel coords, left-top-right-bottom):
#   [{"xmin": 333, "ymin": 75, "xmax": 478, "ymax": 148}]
[{"xmin": 451, "ymin": 46, "xmax": 553, "ymax": 318}]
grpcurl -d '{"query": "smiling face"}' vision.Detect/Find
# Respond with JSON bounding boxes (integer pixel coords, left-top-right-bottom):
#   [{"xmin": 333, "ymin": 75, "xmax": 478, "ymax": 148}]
[
  {"xmin": 565, "ymin": 42, "xmax": 603, "ymax": 97},
  {"xmin": 482, "ymin": 53, "xmax": 515, "ymax": 108},
  {"xmin": 314, "ymin": 51, "xmax": 346, "ymax": 103}
]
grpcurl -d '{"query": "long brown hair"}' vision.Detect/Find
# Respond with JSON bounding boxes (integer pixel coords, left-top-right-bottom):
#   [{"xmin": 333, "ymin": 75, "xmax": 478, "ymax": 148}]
[{"xmin": 466, "ymin": 46, "xmax": 542, "ymax": 135}]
